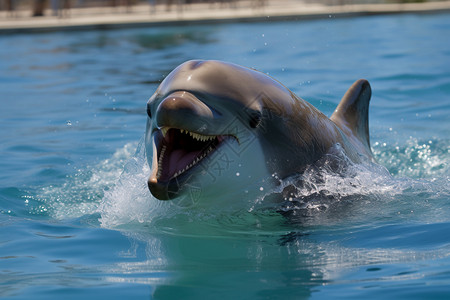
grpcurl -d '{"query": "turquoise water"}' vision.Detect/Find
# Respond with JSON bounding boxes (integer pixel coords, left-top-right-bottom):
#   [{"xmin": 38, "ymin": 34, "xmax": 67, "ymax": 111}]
[{"xmin": 1, "ymin": 13, "xmax": 449, "ymax": 299}]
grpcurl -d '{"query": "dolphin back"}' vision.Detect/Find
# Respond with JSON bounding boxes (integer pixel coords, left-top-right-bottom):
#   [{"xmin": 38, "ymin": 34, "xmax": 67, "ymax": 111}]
[{"xmin": 330, "ymin": 79, "xmax": 372, "ymax": 155}]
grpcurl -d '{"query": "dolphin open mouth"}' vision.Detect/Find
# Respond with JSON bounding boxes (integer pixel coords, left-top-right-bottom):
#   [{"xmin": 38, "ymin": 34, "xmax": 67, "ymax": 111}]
[
  {"xmin": 149, "ymin": 127, "xmax": 237, "ymax": 199},
  {"xmin": 156, "ymin": 127, "xmax": 228, "ymax": 181}
]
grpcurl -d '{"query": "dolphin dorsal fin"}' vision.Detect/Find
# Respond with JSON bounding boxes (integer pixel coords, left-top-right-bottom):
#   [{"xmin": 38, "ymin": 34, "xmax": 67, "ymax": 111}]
[{"xmin": 331, "ymin": 79, "xmax": 372, "ymax": 151}]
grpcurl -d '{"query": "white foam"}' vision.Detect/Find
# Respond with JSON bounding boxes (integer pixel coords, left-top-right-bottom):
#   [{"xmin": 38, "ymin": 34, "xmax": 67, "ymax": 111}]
[
  {"xmin": 98, "ymin": 140, "xmax": 170, "ymax": 228},
  {"xmin": 373, "ymin": 137, "xmax": 450, "ymax": 179},
  {"xmin": 34, "ymin": 142, "xmax": 138, "ymax": 220},
  {"xmin": 35, "ymin": 137, "xmax": 449, "ymax": 228}
]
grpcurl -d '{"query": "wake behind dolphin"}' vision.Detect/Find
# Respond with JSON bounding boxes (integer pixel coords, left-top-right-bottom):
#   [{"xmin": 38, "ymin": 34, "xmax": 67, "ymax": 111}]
[{"xmin": 145, "ymin": 60, "xmax": 377, "ymax": 205}]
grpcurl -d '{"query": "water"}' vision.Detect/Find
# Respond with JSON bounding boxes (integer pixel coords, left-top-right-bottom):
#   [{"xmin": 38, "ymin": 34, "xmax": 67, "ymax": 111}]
[{"xmin": 1, "ymin": 13, "xmax": 449, "ymax": 299}]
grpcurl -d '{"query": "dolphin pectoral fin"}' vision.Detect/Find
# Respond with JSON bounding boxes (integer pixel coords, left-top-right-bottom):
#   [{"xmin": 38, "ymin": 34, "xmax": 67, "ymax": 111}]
[{"xmin": 331, "ymin": 79, "xmax": 372, "ymax": 153}]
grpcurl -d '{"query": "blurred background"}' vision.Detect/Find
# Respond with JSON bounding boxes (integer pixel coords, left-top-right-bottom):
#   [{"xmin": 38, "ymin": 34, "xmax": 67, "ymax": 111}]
[
  {"xmin": 1, "ymin": 0, "xmax": 449, "ymax": 299},
  {"xmin": 0, "ymin": 0, "xmax": 440, "ymax": 19}
]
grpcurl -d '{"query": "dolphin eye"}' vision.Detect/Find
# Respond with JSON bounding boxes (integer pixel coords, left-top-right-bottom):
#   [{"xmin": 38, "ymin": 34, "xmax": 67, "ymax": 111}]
[
  {"xmin": 147, "ymin": 104, "xmax": 152, "ymax": 118},
  {"xmin": 249, "ymin": 111, "xmax": 262, "ymax": 128}
]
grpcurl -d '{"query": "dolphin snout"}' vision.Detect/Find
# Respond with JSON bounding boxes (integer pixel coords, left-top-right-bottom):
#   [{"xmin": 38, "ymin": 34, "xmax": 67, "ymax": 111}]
[
  {"xmin": 148, "ymin": 176, "xmax": 170, "ymax": 200},
  {"xmin": 156, "ymin": 91, "xmax": 214, "ymax": 131}
]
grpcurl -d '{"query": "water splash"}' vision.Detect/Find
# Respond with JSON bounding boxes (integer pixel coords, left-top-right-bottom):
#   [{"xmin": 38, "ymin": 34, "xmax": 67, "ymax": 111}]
[
  {"xmin": 373, "ymin": 137, "xmax": 449, "ymax": 179},
  {"xmin": 32, "ymin": 136, "xmax": 450, "ymax": 229},
  {"xmin": 32, "ymin": 142, "xmax": 138, "ymax": 220},
  {"xmin": 98, "ymin": 139, "xmax": 170, "ymax": 228},
  {"xmin": 269, "ymin": 140, "xmax": 450, "ymax": 226}
]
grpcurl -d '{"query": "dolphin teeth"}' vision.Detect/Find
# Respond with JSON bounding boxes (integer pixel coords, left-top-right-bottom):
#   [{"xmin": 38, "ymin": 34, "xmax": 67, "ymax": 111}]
[
  {"xmin": 171, "ymin": 155, "xmax": 203, "ymax": 179},
  {"xmin": 161, "ymin": 127, "xmax": 169, "ymax": 138},
  {"xmin": 157, "ymin": 145, "xmax": 167, "ymax": 178},
  {"xmin": 165, "ymin": 129, "xmax": 221, "ymax": 179},
  {"xmin": 181, "ymin": 129, "xmax": 216, "ymax": 142}
]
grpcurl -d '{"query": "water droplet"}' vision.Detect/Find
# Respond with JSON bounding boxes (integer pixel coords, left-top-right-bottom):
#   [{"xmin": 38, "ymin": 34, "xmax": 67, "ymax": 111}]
[
  {"xmin": 259, "ymin": 187, "xmax": 264, "ymax": 191},
  {"xmin": 236, "ymin": 172, "xmax": 240, "ymax": 176}
]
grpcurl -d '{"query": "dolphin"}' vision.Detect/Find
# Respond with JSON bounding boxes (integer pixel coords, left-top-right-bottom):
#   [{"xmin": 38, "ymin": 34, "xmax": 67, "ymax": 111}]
[{"xmin": 145, "ymin": 60, "xmax": 373, "ymax": 202}]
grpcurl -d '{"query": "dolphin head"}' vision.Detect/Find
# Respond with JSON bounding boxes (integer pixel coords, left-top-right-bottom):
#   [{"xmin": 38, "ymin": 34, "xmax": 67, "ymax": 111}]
[
  {"xmin": 145, "ymin": 60, "xmax": 376, "ymax": 205},
  {"xmin": 145, "ymin": 60, "xmax": 286, "ymax": 202}
]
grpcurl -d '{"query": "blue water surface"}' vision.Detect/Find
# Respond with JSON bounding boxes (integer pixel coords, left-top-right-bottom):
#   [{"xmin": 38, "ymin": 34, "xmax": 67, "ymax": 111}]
[{"xmin": 1, "ymin": 13, "xmax": 449, "ymax": 299}]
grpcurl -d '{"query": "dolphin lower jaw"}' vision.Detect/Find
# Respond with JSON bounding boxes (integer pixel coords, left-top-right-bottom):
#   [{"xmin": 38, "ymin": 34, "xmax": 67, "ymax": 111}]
[
  {"xmin": 148, "ymin": 171, "xmax": 190, "ymax": 200},
  {"xmin": 148, "ymin": 127, "xmax": 237, "ymax": 200}
]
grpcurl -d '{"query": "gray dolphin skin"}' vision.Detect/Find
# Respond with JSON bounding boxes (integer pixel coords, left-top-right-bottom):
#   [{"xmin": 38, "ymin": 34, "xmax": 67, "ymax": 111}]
[{"xmin": 145, "ymin": 60, "xmax": 374, "ymax": 201}]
